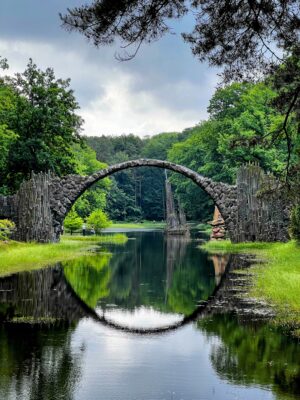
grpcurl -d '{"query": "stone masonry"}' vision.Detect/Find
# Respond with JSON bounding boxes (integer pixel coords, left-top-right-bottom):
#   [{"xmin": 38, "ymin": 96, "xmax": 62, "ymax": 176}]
[{"xmin": 0, "ymin": 159, "xmax": 290, "ymax": 243}]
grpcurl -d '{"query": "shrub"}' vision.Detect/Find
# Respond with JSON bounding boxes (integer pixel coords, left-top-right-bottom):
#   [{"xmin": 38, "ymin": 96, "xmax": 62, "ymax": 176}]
[
  {"xmin": 87, "ymin": 210, "xmax": 111, "ymax": 234},
  {"xmin": 64, "ymin": 209, "xmax": 83, "ymax": 235},
  {"xmin": 0, "ymin": 219, "xmax": 15, "ymax": 241}
]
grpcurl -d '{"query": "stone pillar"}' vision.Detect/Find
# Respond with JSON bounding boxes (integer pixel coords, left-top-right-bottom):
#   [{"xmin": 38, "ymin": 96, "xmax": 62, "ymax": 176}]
[
  {"xmin": 13, "ymin": 172, "xmax": 56, "ymax": 243},
  {"xmin": 236, "ymin": 163, "xmax": 291, "ymax": 242}
]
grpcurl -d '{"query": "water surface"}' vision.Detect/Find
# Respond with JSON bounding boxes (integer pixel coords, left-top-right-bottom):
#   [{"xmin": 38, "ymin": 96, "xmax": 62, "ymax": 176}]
[{"xmin": 0, "ymin": 230, "xmax": 299, "ymax": 400}]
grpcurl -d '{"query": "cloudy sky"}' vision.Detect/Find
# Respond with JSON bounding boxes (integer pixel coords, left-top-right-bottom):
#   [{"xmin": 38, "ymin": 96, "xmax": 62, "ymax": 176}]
[{"xmin": 0, "ymin": 0, "xmax": 219, "ymax": 137}]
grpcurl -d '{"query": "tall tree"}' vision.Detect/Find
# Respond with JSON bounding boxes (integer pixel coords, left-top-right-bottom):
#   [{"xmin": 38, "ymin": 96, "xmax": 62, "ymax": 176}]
[
  {"xmin": 1, "ymin": 59, "xmax": 83, "ymax": 191},
  {"xmin": 0, "ymin": 84, "xmax": 18, "ymax": 194},
  {"xmin": 168, "ymin": 81, "xmax": 290, "ymax": 219}
]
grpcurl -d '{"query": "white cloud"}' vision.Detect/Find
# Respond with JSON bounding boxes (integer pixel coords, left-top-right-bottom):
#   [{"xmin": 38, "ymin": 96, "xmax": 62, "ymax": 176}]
[
  {"xmin": 0, "ymin": 37, "xmax": 217, "ymax": 137},
  {"xmin": 81, "ymin": 72, "xmax": 207, "ymax": 136}
]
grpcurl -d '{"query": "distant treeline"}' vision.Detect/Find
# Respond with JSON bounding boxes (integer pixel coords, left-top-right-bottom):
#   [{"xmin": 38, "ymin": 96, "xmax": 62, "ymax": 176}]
[{"xmin": 86, "ymin": 81, "xmax": 297, "ymax": 222}]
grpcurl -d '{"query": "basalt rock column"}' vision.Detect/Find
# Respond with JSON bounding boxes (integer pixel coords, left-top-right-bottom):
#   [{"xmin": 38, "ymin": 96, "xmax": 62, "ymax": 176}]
[
  {"xmin": 236, "ymin": 163, "xmax": 291, "ymax": 242},
  {"xmin": 165, "ymin": 177, "xmax": 180, "ymax": 231},
  {"xmin": 13, "ymin": 172, "xmax": 55, "ymax": 243}
]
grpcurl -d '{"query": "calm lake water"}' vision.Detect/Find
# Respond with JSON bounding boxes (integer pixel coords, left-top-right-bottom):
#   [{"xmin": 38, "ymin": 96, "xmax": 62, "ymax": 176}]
[{"xmin": 0, "ymin": 230, "xmax": 299, "ymax": 400}]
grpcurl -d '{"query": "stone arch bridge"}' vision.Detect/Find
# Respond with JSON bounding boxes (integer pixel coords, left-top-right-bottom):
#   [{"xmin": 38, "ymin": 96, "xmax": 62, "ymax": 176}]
[{"xmin": 0, "ymin": 159, "xmax": 290, "ymax": 243}]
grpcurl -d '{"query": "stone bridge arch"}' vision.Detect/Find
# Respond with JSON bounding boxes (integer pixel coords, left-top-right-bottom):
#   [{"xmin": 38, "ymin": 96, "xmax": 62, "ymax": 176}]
[
  {"xmin": 49, "ymin": 159, "xmax": 237, "ymax": 241},
  {"xmin": 0, "ymin": 160, "xmax": 290, "ymax": 243}
]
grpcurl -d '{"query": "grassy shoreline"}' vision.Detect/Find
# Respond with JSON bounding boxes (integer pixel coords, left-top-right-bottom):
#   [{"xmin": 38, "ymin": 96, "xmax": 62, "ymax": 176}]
[
  {"xmin": 0, "ymin": 234, "xmax": 127, "ymax": 277},
  {"xmin": 110, "ymin": 221, "xmax": 166, "ymax": 229},
  {"xmin": 202, "ymin": 240, "xmax": 300, "ymax": 336}
]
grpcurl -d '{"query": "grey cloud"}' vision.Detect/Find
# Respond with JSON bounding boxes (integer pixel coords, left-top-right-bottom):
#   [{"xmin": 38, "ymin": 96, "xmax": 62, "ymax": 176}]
[{"xmin": 0, "ymin": 1, "xmax": 219, "ymax": 136}]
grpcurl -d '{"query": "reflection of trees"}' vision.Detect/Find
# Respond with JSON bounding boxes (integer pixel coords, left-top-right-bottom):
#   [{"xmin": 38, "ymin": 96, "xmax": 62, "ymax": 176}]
[
  {"xmin": 0, "ymin": 324, "xmax": 82, "ymax": 400},
  {"xmin": 165, "ymin": 237, "xmax": 217, "ymax": 315},
  {"xmin": 198, "ymin": 314, "xmax": 300, "ymax": 400},
  {"xmin": 167, "ymin": 267, "xmax": 215, "ymax": 315},
  {"xmin": 63, "ymin": 253, "xmax": 112, "ymax": 308},
  {"xmin": 63, "ymin": 232, "xmax": 223, "ymax": 317},
  {"xmin": 97, "ymin": 233, "xmax": 217, "ymax": 316},
  {"xmin": 0, "ymin": 266, "xmax": 88, "ymax": 323},
  {"xmin": 0, "ymin": 266, "xmax": 85, "ymax": 399}
]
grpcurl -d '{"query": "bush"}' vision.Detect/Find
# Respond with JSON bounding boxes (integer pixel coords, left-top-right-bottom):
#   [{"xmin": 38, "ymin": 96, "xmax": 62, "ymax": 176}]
[
  {"xmin": 87, "ymin": 210, "xmax": 111, "ymax": 234},
  {"xmin": 64, "ymin": 209, "xmax": 83, "ymax": 235},
  {"xmin": 290, "ymin": 205, "xmax": 300, "ymax": 241},
  {"xmin": 0, "ymin": 219, "xmax": 15, "ymax": 241}
]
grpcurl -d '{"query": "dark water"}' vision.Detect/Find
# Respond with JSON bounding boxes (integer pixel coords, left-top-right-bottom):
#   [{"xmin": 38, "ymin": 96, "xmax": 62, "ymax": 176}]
[{"xmin": 0, "ymin": 231, "xmax": 299, "ymax": 400}]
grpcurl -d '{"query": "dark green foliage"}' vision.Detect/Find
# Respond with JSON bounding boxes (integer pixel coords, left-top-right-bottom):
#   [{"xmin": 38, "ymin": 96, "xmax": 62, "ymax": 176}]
[
  {"xmin": 86, "ymin": 132, "xmax": 185, "ymax": 221},
  {"xmin": 72, "ymin": 143, "xmax": 110, "ymax": 218},
  {"xmin": 86, "ymin": 135, "xmax": 145, "ymax": 220},
  {"xmin": 86, "ymin": 134, "xmax": 144, "ymax": 163},
  {"xmin": 140, "ymin": 132, "xmax": 185, "ymax": 220},
  {"xmin": 268, "ymin": 49, "xmax": 300, "ymax": 180},
  {"xmin": 168, "ymin": 81, "xmax": 290, "ymax": 220},
  {"xmin": 0, "ymin": 59, "xmax": 83, "ymax": 192}
]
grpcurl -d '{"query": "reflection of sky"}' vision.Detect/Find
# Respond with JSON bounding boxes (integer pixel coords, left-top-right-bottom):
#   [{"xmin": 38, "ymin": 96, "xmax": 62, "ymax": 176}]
[
  {"xmin": 96, "ymin": 306, "xmax": 183, "ymax": 329},
  {"xmin": 0, "ymin": 1, "xmax": 219, "ymax": 136},
  {"xmin": 71, "ymin": 319, "xmax": 275, "ymax": 400}
]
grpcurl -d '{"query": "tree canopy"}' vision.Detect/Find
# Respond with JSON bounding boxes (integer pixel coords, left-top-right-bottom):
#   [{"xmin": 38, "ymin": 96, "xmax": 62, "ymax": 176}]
[
  {"xmin": 61, "ymin": 0, "xmax": 299, "ymax": 76},
  {"xmin": 0, "ymin": 59, "xmax": 83, "ymax": 192}
]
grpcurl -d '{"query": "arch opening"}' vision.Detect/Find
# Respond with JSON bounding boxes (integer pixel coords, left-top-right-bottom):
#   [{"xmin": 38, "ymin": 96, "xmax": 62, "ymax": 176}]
[{"xmin": 55, "ymin": 159, "xmax": 237, "ymax": 241}]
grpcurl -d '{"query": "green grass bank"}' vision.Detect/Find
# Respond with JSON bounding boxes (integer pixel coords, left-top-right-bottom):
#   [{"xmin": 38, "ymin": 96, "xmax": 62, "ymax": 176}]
[
  {"xmin": 110, "ymin": 221, "xmax": 166, "ymax": 229},
  {"xmin": 0, "ymin": 234, "xmax": 127, "ymax": 277},
  {"xmin": 202, "ymin": 240, "xmax": 300, "ymax": 336}
]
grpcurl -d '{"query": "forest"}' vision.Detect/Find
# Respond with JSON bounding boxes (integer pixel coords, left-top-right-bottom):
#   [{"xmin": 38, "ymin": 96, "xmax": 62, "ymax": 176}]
[{"xmin": 0, "ymin": 55, "xmax": 299, "ymax": 229}]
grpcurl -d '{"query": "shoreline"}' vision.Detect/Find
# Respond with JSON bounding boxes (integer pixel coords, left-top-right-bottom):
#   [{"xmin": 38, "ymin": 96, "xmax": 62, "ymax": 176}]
[
  {"xmin": 0, "ymin": 234, "xmax": 128, "ymax": 277},
  {"xmin": 201, "ymin": 240, "xmax": 300, "ymax": 337}
]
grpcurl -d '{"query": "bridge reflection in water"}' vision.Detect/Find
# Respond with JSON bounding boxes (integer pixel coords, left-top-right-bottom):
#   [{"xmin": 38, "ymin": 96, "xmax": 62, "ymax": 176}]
[
  {"xmin": 0, "ymin": 231, "xmax": 299, "ymax": 400},
  {"xmin": 0, "ymin": 234, "xmax": 269, "ymax": 333}
]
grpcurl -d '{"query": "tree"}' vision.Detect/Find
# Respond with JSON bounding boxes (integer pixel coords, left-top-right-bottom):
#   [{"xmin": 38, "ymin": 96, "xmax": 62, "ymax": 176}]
[
  {"xmin": 86, "ymin": 135, "xmax": 145, "ymax": 221},
  {"xmin": 1, "ymin": 59, "xmax": 83, "ymax": 192},
  {"xmin": 141, "ymin": 132, "xmax": 184, "ymax": 220},
  {"xmin": 87, "ymin": 209, "xmax": 111, "ymax": 234},
  {"xmin": 61, "ymin": 1, "xmax": 299, "ymax": 74},
  {"xmin": 0, "ymin": 84, "xmax": 18, "ymax": 194},
  {"xmin": 167, "ymin": 81, "xmax": 290, "ymax": 220},
  {"xmin": 72, "ymin": 142, "xmax": 111, "ymax": 218},
  {"xmin": 64, "ymin": 209, "xmax": 83, "ymax": 235},
  {"xmin": 0, "ymin": 56, "xmax": 8, "ymax": 71}
]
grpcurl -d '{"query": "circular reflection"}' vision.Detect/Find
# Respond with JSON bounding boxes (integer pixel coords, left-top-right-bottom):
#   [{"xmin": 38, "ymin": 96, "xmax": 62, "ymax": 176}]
[
  {"xmin": 96, "ymin": 306, "xmax": 184, "ymax": 330},
  {"xmin": 62, "ymin": 231, "xmax": 230, "ymax": 335}
]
